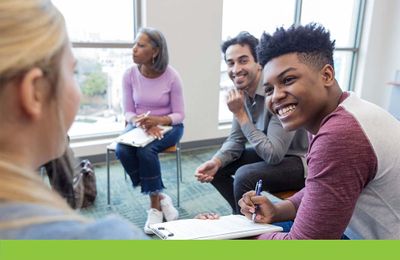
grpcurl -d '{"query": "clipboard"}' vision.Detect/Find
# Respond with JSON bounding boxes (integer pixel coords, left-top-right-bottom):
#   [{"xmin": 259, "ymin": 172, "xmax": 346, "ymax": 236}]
[
  {"xmin": 116, "ymin": 126, "xmax": 172, "ymax": 147},
  {"xmin": 149, "ymin": 215, "xmax": 283, "ymax": 240}
]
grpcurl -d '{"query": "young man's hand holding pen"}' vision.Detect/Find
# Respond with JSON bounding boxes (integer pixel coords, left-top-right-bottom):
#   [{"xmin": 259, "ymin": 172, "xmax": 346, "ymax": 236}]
[
  {"xmin": 252, "ymin": 180, "xmax": 263, "ymax": 222},
  {"xmin": 238, "ymin": 187, "xmax": 277, "ymax": 224}
]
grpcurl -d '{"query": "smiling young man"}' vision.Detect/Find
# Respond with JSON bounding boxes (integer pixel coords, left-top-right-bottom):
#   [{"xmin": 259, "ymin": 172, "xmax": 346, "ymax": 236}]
[
  {"xmin": 195, "ymin": 31, "xmax": 308, "ymax": 214},
  {"xmin": 238, "ymin": 23, "xmax": 400, "ymax": 239}
]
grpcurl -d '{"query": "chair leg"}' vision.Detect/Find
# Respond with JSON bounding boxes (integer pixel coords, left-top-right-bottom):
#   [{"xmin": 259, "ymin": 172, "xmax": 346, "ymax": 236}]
[
  {"xmin": 106, "ymin": 149, "xmax": 111, "ymax": 206},
  {"xmin": 177, "ymin": 144, "xmax": 183, "ymax": 183},
  {"xmin": 176, "ymin": 149, "xmax": 180, "ymax": 208}
]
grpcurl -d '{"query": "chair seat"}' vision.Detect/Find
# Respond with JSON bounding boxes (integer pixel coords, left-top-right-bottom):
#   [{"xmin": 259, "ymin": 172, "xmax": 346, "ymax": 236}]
[
  {"xmin": 107, "ymin": 141, "xmax": 118, "ymax": 151},
  {"xmin": 162, "ymin": 145, "xmax": 177, "ymax": 153},
  {"xmin": 108, "ymin": 141, "xmax": 176, "ymax": 153},
  {"xmin": 272, "ymin": 190, "xmax": 298, "ymax": 200}
]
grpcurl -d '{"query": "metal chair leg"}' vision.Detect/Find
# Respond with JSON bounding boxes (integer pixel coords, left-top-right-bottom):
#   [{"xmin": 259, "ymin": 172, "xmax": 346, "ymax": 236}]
[
  {"xmin": 176, "ymin": 148, "xmax": 180, "ymax": 208},
  {"xmin": 106, "ymin": 149, "xmax": 111, "ymax": 206},
  {"xmin": 177, "ymin": 143, "xmax": 183, "ymax": 183},
  {"xmin": 107, "ymin": 141, "xmax": 182, "ymax": 208}
]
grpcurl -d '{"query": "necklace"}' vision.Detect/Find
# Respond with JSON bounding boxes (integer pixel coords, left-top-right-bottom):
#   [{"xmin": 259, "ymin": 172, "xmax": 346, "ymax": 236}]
[{"xmin": 139, "ymin": 65, "xmax": 161, "ymax": 78}]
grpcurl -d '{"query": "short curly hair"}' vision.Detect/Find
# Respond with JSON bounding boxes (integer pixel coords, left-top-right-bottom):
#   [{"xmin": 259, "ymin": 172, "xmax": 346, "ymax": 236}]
[
  {"xmin": 257, "ymin": 23, "xmax": 335, "ymax": 70},
  {"xmin": 221, "ymin": 31, "xmax": 259, "ymax": 62}
]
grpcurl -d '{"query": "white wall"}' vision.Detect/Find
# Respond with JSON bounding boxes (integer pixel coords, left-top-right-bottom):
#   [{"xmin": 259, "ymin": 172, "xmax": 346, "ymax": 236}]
[
  {"xmin": 144, "ymin": 0, "xmax": 229, "ymax": 143},
  {"xmin": 354, "ymin": 0, "xmax": 400, "ymax": 109}
]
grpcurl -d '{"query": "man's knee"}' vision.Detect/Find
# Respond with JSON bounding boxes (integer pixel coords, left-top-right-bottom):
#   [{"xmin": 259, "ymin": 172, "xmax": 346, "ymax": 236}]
[
  {"xmin": 234, "ymin": 165, "xmax": 253, "ymax": 185},
  {"xmin": 210, "ymin": 166, "xmax": 233, "ymax": 189}
]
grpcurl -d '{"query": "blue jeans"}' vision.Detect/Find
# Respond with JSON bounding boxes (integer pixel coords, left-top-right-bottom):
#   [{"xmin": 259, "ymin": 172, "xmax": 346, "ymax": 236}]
[{"xmin": 115, "ymin": 123, "xmax": 184, "ymax": 194}]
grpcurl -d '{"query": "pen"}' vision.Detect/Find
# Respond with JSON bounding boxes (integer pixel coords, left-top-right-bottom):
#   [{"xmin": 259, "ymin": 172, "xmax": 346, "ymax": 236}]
[
  {"xmin": 143, "ymin": 111, "xmax": 151, "ymax": 117},
  {"xmin": 135, "ymin": 111, "xmax": 151, "ymax": 127},
  {"xmin": 251, "ymin": 179, "xmax": 263, "ymax": 222}
]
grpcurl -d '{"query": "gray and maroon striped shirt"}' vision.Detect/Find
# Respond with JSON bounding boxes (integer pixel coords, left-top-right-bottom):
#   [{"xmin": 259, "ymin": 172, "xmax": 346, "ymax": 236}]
[{"xmin": 259, "ymin": 92, "xmax": 400, "ymax": 239}]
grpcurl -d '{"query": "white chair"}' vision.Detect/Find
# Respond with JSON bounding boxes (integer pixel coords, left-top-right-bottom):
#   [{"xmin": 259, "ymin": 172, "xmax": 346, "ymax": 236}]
[{"xmin": 106, "ymin": 142, "xmax": 183, "ymax": 207}]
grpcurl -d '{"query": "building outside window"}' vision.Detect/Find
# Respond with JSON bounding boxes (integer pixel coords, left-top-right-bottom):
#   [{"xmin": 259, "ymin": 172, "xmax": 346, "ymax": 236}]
[
  {"xmin": 53, "ymin": 0, "xmax": 136, "ymax": 139},
  {"xmin": 220, "ymin": 0, "xmax": 365, "ymax": 123}
]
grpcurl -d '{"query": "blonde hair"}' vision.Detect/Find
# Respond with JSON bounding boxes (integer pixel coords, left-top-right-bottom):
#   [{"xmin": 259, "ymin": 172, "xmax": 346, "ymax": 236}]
[
  {"xmin": 0, "ymin": 0, "xmax": 67, "ymax": 85},
  {"xmin": 0, "ymin": 160, "xmax": 89, "ymax": 229},
  {"xmin": 0, "ymin": 0, "xmax": 87, "ymax": 228}
]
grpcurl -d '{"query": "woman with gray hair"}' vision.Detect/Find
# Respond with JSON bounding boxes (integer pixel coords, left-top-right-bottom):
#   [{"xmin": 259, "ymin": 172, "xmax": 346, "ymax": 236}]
[
  {"xmin": 116, "ymin": 27, "xmax": 185, "ymax": 234},
  {"xmin": 0, "ymin": 0, "xmax": 146, "ymax": 239}
]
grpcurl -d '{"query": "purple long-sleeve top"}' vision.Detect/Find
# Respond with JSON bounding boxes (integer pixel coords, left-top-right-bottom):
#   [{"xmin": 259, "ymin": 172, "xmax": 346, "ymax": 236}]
[
  {"xmin": 122, "ymin": 65, "xmax": 185, "ymax": 125},
  {"xmin": 258, "ymin": 92, "xmax": 400, "ymax": 239}
]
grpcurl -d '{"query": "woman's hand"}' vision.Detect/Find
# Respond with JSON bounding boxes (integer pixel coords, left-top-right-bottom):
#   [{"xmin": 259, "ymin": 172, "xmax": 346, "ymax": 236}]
[
  {"xmin": 194, "ymin": 212, "xmax": 220, "ymax": 220},
  {"xmin": 135, "ymin": 115, "xmax": 159, "ymax": 130},
  {"xmin": 145, "ymin": 125, "xmax": 164, "ymax": 140}
]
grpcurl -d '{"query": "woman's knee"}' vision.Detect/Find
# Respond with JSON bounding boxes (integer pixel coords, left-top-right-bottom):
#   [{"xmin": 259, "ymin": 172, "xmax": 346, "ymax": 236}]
[
  {"xmin": 164, "ymin": 126, "xmax": 183, "ymax": 146},
  {"xmin": 172, "ymin": 124, "xmax": 184, "ymax": 136},
  {"xmin": 116, "ymin": 144, "xmax": 132, "ymax": 159},
  {"xmin": 136, "ymin": 146, "xmax": 157, "ymax": 160}
]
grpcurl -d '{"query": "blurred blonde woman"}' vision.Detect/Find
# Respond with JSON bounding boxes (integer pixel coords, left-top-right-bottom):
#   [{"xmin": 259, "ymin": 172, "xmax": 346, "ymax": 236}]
[{"xmin": 0, "ymin": 0, "xmax": 146, "ymax": 239}]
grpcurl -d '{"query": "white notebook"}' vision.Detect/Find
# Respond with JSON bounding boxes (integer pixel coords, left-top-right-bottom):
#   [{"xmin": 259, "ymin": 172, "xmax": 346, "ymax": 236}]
[
  {"xmin": 149, "ymin": 215, "xmax": 283, "ymax": 240},
  {"xmin": 116, "ymin": 126, "xmax": 172, "ymax": 147}
]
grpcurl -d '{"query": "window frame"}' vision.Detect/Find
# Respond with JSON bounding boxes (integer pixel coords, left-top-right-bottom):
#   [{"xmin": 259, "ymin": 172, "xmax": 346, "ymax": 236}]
[{"xmin": 295, "ymin": 0, "xmax": 366, "ymax": 91}]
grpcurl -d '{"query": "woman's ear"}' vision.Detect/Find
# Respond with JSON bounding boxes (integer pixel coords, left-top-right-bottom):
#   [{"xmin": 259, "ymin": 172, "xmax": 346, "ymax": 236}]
[
  {"xmin": 321, "ymin": 64, "xmax": 335, "ymax": 86},
  {"xmin": 153, "ymin": 47, "xmax": 160, "ymax": 59},
  {"xmin": 19, "ymin": 68, "xmax": 46, "ymax": 119}
]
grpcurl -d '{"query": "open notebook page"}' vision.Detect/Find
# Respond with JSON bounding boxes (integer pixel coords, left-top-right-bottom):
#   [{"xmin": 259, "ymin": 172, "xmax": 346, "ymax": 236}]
[
  {"xmin": 150, "ymin": 215, "xmax": 282, "ymax": 240},
  {"xmin": 116, "ymin": 126, "xmax": 172, "ymax": 147}
]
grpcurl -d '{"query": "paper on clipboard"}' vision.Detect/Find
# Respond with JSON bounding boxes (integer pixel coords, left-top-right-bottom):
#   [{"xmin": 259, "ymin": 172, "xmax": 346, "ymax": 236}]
[
  {"xmin": 149, "ymin": 215, "xmax": 283, "ymax": 240},
  {"xmin": 116, "ymin": 126, "xmax": 172, "ymax": 147}
]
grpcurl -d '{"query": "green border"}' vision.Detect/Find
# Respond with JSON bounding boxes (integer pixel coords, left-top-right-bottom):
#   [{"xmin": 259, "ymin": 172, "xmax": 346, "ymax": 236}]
[{"xmin": 0, "ymin": 240, "xmax": 399, "ymax": 260}]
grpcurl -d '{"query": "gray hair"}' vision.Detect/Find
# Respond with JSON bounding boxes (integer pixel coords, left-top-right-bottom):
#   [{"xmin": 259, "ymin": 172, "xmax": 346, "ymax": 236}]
[{"xmin": 138, "ymin": 27, "xmax": 169, "ymax": 73}]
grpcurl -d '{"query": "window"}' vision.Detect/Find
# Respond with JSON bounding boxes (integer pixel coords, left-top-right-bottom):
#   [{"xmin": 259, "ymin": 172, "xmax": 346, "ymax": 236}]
[
  {"xmin": 221, "ymin": 0, "xmax": 296, "ymax": 41},
  {"xmin": 300, "ymin": 0, "xmax": 363, "ymax": 90},
  {"xmin": 220, "ymin": 0, "xmax": 296, "ymax": 123},
  {"xmin": 220, "ymin": 0, "xmax": 365, "ymax": 123},
  {"xmin": 52, "ymin": 0, "xmax": 137, "ymax": 139}
]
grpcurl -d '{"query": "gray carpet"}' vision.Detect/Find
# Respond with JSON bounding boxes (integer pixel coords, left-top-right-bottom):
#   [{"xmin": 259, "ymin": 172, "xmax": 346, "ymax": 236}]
[{"xmin": 79, "ymin": 146, "xmax": 234, "ymax": 230}]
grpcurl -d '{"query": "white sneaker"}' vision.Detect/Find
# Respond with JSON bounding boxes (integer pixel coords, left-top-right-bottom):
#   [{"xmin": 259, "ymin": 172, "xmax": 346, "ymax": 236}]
[
  {"xmin": 143, "ymin": 208, "xmax": 163, "ymax": 234},
  {"xmin": 160, "ymin": 193, "xmax": 179, "ymax": 221}
]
